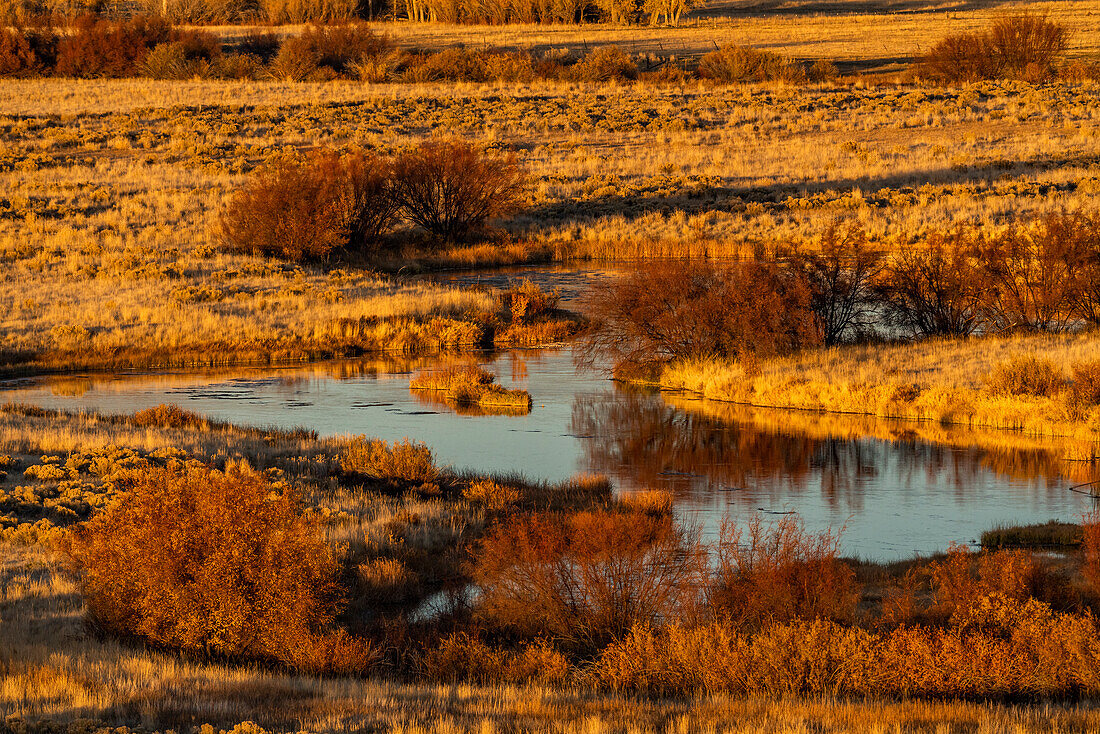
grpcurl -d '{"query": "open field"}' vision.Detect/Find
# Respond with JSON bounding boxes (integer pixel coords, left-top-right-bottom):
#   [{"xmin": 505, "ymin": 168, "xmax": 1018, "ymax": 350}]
[
  {"xmin": 213, "ymin": 0, "xmax": 1100, "ymax": 73},
  {"xmin": 2, "ymin": 70, "xmax": 1100, "ymax": 372},
  {"xmin": 2, "ymin": 2, "xmax": 1099, "ymax": 376}
]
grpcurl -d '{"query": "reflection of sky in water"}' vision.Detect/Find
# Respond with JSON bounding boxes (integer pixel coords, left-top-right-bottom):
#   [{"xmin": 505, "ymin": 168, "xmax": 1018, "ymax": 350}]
[{"xmin": 2, "ymin": 349, "xmax": 1094, "ymax": 562}]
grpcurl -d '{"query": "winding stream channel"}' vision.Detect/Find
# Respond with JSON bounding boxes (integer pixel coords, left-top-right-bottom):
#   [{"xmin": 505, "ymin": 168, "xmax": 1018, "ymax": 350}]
[{"xmin": 3, "ymin": 343, "xmax": 1094, "ymax": 561}]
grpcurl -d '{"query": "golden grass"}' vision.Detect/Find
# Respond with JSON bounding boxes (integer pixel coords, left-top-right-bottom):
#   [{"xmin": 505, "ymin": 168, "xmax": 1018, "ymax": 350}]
[
  {"xmin": 663, "ymin": 395, "xmax": 1100, "ymax": 484},
  {"xmin": 2, "ymin": 70, "xmax": 1099, "ymax": 376},
  {"xmin": 410, "ymin": 364, "xmax": 533, "ymax": 413},
  {"xmin": 657, "ymin": 330, "xmax": 1100, "ymax": 460},
  {"xmin": 203, "ymin": 0, "xmax": 1100, "ymax": 71}
]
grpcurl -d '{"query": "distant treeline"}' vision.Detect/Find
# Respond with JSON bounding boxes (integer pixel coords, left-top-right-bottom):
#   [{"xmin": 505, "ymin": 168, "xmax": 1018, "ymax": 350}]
[
  {"xmin": 0, "ymin": 18, "xmax": 842, "ymax": 82},
  {"xmin": 2, "ymin": 0, "xmax": 701, "ymax": 25},
  {"xmin": 2, "ymin": 12, "xmax": 1094, "ymax": 83}
]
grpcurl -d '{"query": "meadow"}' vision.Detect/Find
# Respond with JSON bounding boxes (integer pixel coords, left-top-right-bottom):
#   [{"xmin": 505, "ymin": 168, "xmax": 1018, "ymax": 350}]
[
  {"xmin": 4, "ymin": 72, "xmax": 1100, "ymax": 373},
  {"xmin": 6, "ymin": 1, "xmax": 1100, "ymax": 730}
]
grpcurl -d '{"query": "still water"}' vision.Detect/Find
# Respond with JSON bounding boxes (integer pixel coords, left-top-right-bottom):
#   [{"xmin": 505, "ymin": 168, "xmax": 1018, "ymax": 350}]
[{"xmin": 3, "ymin": 348, "xmax": 1094, "ymax": 561}]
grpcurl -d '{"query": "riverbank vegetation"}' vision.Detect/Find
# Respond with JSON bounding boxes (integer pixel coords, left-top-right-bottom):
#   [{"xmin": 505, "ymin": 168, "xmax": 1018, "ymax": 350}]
[
  {"xmin": 581, "ymin": 214, "xmax": 1100, "ymax": 455},
  {"xmin": 8, "ymin": 403, "xmax": 1100, "ymax": 732},
  {"xmin": 410, "ymin": 363, "xmax": 533, "ymax": 413}
]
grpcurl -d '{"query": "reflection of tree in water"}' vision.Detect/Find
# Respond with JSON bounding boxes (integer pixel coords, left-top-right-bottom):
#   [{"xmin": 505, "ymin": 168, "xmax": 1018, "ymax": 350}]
[
  {"xmin": 572, "ymin": 390, "xmax": 1071, "ymax": 513},
  {"xmin": 572, "ymin": 392, "xmax": 861, "ymax": 510}
]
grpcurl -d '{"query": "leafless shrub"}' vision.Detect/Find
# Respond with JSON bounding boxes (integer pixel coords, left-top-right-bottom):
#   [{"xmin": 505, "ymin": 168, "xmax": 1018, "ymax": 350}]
[
  {"xmin": 875, "ymin": 231, "xmax": 986, "ymax": 338},
  {"xmin": 920, "ymin": 14, "xmax": 1069, "ymax": 83},
  {"xmin": 55, "ymin": 14, "xmax": 171, "ymax": 78},
  {"xmin": 784, "ymin": 223, "xmax": 883, "ymax": 346},
  {"xmin": 578, "ymin": 259, "xmax": 818, "ymax": 373},
  {"xmin": 978, "ymin": 215, "xmax": 1085, "ymax": 333},
  {"xmin": 709, "ymin": 515, "xmax": 859, "ymax": 628},
  {"xmin": 401, "ymin": 47, "xmax": 534, "ymax": 83},
  {"xmin": 471, "ymin": 508, "xmax": 705, "ymax": 648},
  {"xmin": 987, "ymin": 13, "xmax": 1070, "ymax": 80},
  {"xmin": 141, "ymin": 0, "xmax": 240, "ymax": 23},
  {"xmin": 219, "ymin": 148, "xmax": 396, "ymax": 261},
  {"xmin": 391, "ymin": 139, "xmax": 527, "ymax": 243}
]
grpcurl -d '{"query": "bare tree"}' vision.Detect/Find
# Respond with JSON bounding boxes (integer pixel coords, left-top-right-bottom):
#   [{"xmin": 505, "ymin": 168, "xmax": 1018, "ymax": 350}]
[{"xmin": 785, "ymin": 223, "xmax": 884, "ymax": 346}]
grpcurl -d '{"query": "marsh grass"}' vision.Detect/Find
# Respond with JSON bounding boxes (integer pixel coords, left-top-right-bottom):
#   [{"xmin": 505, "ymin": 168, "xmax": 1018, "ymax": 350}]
[
  {"xmin": 657, "ymin": 330, "xmax": 1100, "ymax": 457},
  {"xmin": 410, "ymin": 364, "xmax": 532, "ymax": 414},
  {"xmin": 982, "ymin": 521, "xmax": 1083, "ymax": 550},
  {"xmin": 3, "ymin": 76, "xmax": 1100, "ymax": 379}
]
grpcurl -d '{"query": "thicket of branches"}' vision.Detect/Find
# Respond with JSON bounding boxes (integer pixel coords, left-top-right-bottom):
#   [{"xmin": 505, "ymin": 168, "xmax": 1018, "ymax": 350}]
[
  {"xmin": 219, "ymin": 140, "xmax": 526, "ymax": 260},
  {"xmin": 580, "ymin": 212, "xmax": 1100, "ymax": 374},
  {"xmin": 921, "ymin": 14, "xmax": 1071, "ymax": 83}
]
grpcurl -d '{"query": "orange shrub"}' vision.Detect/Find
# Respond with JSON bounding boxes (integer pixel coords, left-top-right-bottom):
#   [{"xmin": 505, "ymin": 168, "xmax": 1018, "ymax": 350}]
[
  {"xmin": 65, "ymin": 463, "xmax": 373, "ymax": 671},
  {"xmin": 219, "ymin": 149, "xmax": 396, "ymax": 262},
  {"xmin": 570, "ymin": 46, "xmax": 637, "ymax": 82},
  {"xmin": 986, "ymin": 13, "xmax": 1070, "ymax": 80},
  {"xmin": 920, "ymin": 13, "xmax": 1069, "ymax": 82},
  {"xmin": 709, "ymin": 515, "xmax": 859, "ymax": 627},
  {"xmin": 919, "ymin": 32, "xmax": 996, "ymax": 83},
  {"xmin": 391, "ymin": 139, "xmax": 527, "ymax": 243},
  {"xmin": 595, "ymin": 595, "xmax": 1100, "ymax": 698},
  {"xmin": 55, "ymin": 15, "xmax": 173, "ymax": 78},
  {"xmin": 1083, "ymin": 510, "xmax": 1100, "ymax": 593},
  {"xmin": 927, "ymin": 544, "xmax": 1047, "ymax": 620},
  {"xmin": 471, "ymin": 509, "xmax": 704, "ymax": 647},
  {"xmin": 578, "ymin": 259, "xmax": 818, "ymax": 373},
  {"xmin": 269, "ymin": 23, "xmax": 390, "ymax": 81},
  {"xmin": 401, "ymin": 48, "xmax": 535, "ymax": 83},
  {"xmin": 978, "ymin": 214, "xmax": 1084, "ymax": 333},
  {"xmin": 0, "ymin": 26, "xmax": 56, "ymax": 77},
  {"xmin": 419, "ymin": 632, "xmax": 571, "ymax": 685},
  {"xmin": 340, "ymin": 436, "xmax": 438, "ymax": 485}
]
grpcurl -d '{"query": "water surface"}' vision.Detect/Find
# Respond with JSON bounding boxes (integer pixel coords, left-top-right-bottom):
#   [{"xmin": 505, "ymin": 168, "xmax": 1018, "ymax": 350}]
[{"xmin": 4, "ymin": 348, "xmax": 1094, "ymax": 561}]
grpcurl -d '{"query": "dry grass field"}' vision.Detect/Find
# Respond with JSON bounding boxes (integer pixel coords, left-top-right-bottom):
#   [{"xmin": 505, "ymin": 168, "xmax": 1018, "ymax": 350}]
[
  {"xmin": 211, "ymin": 0, "xmax": 1100, "ymax": 72},
  {"xmin": 3, "ymin": 72, "xmax": 1100, "ymax": 372},
  {"xmin": 1, "ymin": 2, "xmax": 1099, "ymax": 377},
  {"xmin": 6, "ymin": 2, "xmax": 1100, "ymax": 730},
  {"xmin": 3, "ymin": 405, "xmax": 1100, "ymax": 733},
  {"xmin": 658, "ymin": 332, "xmax": 1100, "ymax": 456}
]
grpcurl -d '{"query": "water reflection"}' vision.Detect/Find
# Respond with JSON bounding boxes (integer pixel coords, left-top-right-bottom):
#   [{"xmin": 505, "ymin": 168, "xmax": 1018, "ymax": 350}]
[
  {"xmin": 2, "ymin": 349, "xmax": 1095, "ymax": 560},
  {"xmin": 575, "ymin": 389, "xmax": 1078, "ymax": 500},
  {"xmin": 571, "ymin": 388, "xmax": 1095, "ymax": 557}
]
